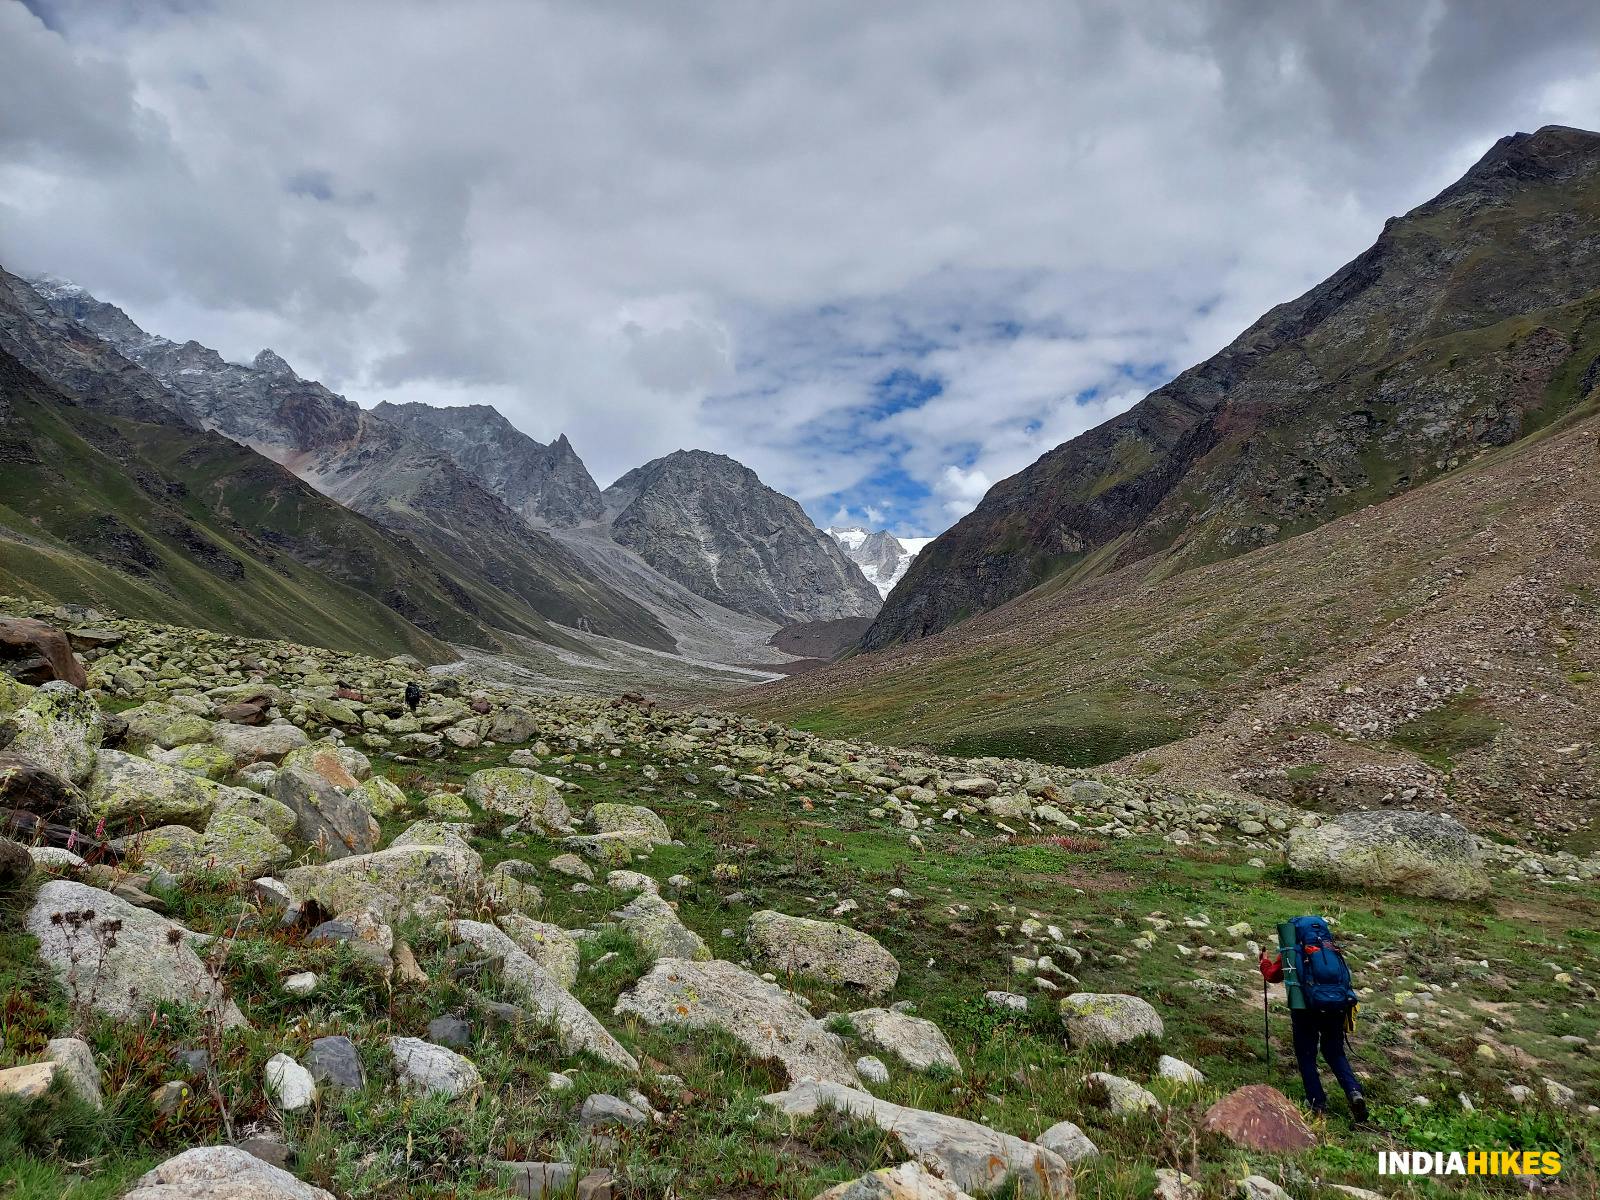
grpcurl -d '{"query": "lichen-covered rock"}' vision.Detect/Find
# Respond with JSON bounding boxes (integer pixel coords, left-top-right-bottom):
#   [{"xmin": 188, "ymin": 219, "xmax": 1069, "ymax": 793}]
[
  {"xmin": 422, "ymin": 790, "xmax": 473, "ymax": 820},
  {"xmin": 462, "ymin": 768, "xmax": 572, "ymax": 832},
  {"xmin": 1059, "ymin": 993, "xmax": 1163, "ymax": 1047},
  {"xmin": 747, "ymin": 910, "xmax": 899, "ymax": 995},
  {"xmin": 26, "ymin": 879, "xmax": 244, "ymax": 1027},
  {"xmin": 121, "ymin": 702, "xmax": 215, "ymax": 751},
  {"xmin": 271, "ymin": 765, "xmax": 379, "ymax": 859},
  {"xmin": 1086, "ymin": 1071, "xmax": 1161, "ymax": 1115},
  {"xmin": 1285, "ymin": 809, "xmax": 1488, "ymax": 899},
  {"xmin": 6, "ymin": 682, "xmax": 103, "ymax": 784},
  {"xmin": 612, "ymin": 891, "xmax": 711, "ymax": 961},
  {"xmin": 765, "ymin": 1080, "xmax": 1070, "ymax": 1197},
  {"xmin": 281, "ymin": 740, "xmax": 367, "ymax": 788},
  {"xmin": 563, "ymin": 831, "xmax": 649, "ymax": 865},
  {"xmin": 847, "ymin": 1008, "xmax": 962, "ymax": 1074},
  {"xmin": 496, "ymin": 914, "xmax": 581, "ymax": 989},
  {"xmin": 120, "ymin": 1145, "xmax": 334, "ymax": 1200},
  {"xmin": 283, "ymin": 842, "xmax": 482, "ymax": 922},
  {"xmin": 211, "ymin": 721, "xmax": 310, "ymax": 763},
  {"xmin": 0, "ymin": 672, "xmax": 34, "ymax": 716},
  {"xmin": 357, "ymin": 775, "xmax": 408, "ymax": 818},
  {"xmin": 447, "ymin": 919, "xmax": 637, "ymax": 1070},
  {"xmin": 0, "ymin": 618, "xmax": 85, "ymax": 688},
  {"xmin": 616, "ymin": 958, "xmax": 858, "ymax": 1086},
  {"xmin": 390, "ymin": 1036, "xmax": 482, "ymax": 1097},
  {"xmin": 1035, "ymin": 1119, "xmax": 1099, "ymax": 1162},
  {"xmin": 587, "ymin": 802, "xmax": 671, "ymax": 844},
  {"xmin": 0, "ymin": 752, "xmax": 87, "ymax": 823},
  {"xmin": 120, "ymin": 818, "xmax": 289, "ymax": 880},
  {"xmin": 88, "ymin": 749, "xmax": 219, "ymax": 830},
  {"xmin": 149, "ymin": 742, "xmax": 237, "ymax": 781},
  {"xmin": 213, "ymin": 787, "xmax": 298, "ymax": 839}
]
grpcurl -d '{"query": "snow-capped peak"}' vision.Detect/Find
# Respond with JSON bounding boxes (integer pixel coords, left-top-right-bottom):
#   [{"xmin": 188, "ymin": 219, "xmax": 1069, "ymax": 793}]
[{"xmin": 826, "ymin": 526, "xmax": 932, "ymax": 598}]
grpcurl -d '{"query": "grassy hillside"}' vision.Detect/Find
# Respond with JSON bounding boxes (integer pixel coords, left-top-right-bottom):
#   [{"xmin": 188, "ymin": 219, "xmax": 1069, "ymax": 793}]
[
  {"xmin": 0, "ymin": 353, "xmax": 595, "ymax": 662},
  {"xmin": 732, "ymin": 403, "xmax": 1600, "ymax": 848}
]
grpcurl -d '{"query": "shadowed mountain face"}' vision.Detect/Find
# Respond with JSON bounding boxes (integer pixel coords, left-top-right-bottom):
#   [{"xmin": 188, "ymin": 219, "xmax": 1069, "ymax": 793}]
[
  {"xmin": 604, "ymin": 450, "xmax": 883, "ymax": 625},
  {"xmin": 865, "ymin": 125, "xmax": 1600, "ymax": 650},
  {"xmin": 373, "ymin": 402, "xmax": 605, "ymax": 527}
]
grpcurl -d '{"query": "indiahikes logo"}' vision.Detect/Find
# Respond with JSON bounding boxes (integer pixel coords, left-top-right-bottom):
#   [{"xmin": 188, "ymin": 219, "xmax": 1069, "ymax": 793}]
[{"xmin": 1378, "ymin": 1150, "xmax": 1562, "ymax": 1177}]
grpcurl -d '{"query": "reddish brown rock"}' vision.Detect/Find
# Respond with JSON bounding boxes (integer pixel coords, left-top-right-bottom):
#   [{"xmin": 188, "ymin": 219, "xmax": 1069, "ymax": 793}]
[
  {"xmin": 216, "ymin": 699, "xmax": 270, "ymax": 726},
  {"xmin": 1202, "ymin": 1084, "xmax": 1316, "ymax": 1152},
  {"xmin": 0, "ymin": 619, "xmax": 86, "ymax": 689}
]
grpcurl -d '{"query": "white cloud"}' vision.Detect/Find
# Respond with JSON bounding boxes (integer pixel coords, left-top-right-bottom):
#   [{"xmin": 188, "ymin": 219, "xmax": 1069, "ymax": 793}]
[{"xmin": 5, "ymin": 0, "xmax": 1600, "ymax": 532}]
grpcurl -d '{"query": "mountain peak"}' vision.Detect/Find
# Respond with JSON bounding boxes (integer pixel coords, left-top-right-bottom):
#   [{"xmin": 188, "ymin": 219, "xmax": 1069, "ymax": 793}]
[{"xmin": 252, "ymin": 348, "xmax": 297, "ymax": 379}]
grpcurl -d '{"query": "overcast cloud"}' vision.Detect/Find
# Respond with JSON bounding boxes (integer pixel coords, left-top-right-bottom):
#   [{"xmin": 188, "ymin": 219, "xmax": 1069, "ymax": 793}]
[{"xmin": 4, "ymin": 0, "xmax": 1599, "ymax": 534}]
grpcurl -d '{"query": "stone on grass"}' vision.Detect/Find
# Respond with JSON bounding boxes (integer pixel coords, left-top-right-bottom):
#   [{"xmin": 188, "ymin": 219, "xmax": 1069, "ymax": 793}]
[
  {"xmin": 1085, "ymin": 1071, "xmax": 1161, "ymax": 1115},
  {"xmin": 1202, "ymin": 1084, "xmax": 1316, "ymax": 1152},
  {"xmin": 389, "ymin": 1036, "xmax": 482, "ymax": 1098},
  {"xmin": 587, "ymin": 802, "xmax": 671, "ymax": 844},
  {"xmin": 746, "ymin": 910, "xmax": 899, "ymax": 995},
  {"xmin": 45, "ymin": 1036, "xmax": 103, "ymax": 1109},
  {"xmin": 272, "ymin": 766, "xmax": 379, "ymax": 860},
  {"xmin": 548, "ymin": 853, "xmax": 593, "ymax": 881},
  {"xmin": 856, "ymin": 1055, "xmax": 890, "ymax": 1084},
  {"xmin": 1237, "ymin": 1177, "xmax": 1292, "ymax": 1200},
  {"xmin": 1157, "ymin": 1054, "xmax": 1204, "ymax": 1084},
  {"xmin": 1152, "ymin": 1169, "xmax": 1202, "ymax": 1200},
  {"xmin": 1035, "ymin": 1119, "xmax": 1098, "ymax": 1162},
  {"xmin": 265, "ymin": 1053, "xmax": 316, "ymax": 1112},
  {"xmin": 448, "ymin": 920, "xmax": 638, "ymax": 1071},
  {"xmin": 765, "ymin": 1080, "xmax": 1070, "ymax": 1198},
  {"xmin": 463, "ymin": 768, "xmax": 572, "ymax": 833},
  {"xmin": 578, "ymin": 1092, "xmax": 649, "ymax": 1129},
  {"xmin": 0, "ymin": 1061, "xmax": 56, "ymax": 1102},
  {"xmin": 211, "ymin": 721, "xmax": 310, "ymax": 763},
  {"xmin": 813, "ymin": 1161, "xmax": 977, "ymax": 1200},
  {"xmin": 283, "ymin": 841, "xmax": 482, "ymax": 922},
  {"xmin": 612, "ymin": 891, "xmax": 711, "ymax": 961},
  {"xmin": 26, "ymin": 879, "xmax": 244, "ymax": 1027},
  {"xmin": 496, "ymin": 915, "xmax": 582, "ymax": 988},
  {"xmin": 1059, "ymin": 993, "xmax": 1163, "ymax": 1047},
  {"xmin": 120, "ymin": 1145, "xmax": 335, "ymax": 1200},
  {"xmin": 305, "ymin": 1035, "xmax": 365, "ymax": 1090},
  {"xmin": 847, "ymin": 1008, "xmax": 961, "ymax": 1074},
  {"xmin": 1285, "ymin": 809, "xmax": 1488, "ymax": 900},
  {"xmin": 617, "ymin": 958, "xmax": 858, "ymax": 1087}
]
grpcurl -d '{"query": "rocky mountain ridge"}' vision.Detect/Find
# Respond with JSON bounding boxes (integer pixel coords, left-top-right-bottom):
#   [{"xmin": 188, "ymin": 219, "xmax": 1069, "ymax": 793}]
[
  {"xmin": 865, "ymin": 124, "xmax": 1600, "ymax": 650},
  {"xmin": 827, "ymin": 527, "xmax": 933, "ymax": 599}
]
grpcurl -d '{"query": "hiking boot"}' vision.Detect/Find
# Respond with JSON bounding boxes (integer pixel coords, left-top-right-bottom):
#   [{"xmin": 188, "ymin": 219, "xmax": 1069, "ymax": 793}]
[{"xmin": 1350, "ymin": 1093, "xmax": 1368, "ymax": 1122}]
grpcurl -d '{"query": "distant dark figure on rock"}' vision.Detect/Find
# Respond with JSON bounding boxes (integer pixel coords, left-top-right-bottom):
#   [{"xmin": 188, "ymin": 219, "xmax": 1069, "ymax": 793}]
[{"xmin": 404, "ymin": 681, "xmax": 422, "ymax": 714}]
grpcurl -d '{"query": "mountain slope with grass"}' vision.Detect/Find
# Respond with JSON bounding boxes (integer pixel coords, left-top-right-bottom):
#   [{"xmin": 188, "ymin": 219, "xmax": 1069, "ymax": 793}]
[
  {"xmin": 865, "ymin": 125, "xmax": 1600, "ymax": 651},
  {"xmin": 732, "ymin": 397, "xmax": 1600, "ymax": 849}
]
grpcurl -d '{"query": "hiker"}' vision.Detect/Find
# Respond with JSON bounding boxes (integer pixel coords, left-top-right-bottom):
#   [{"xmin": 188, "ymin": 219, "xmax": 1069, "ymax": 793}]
[
  {"xmin": 1260, "ymin": 915, "xmax": 1368, "ymax": 1120},
  {"xmin": 404, "ymin": 680, "xmax": 422, "ymax": 714}
]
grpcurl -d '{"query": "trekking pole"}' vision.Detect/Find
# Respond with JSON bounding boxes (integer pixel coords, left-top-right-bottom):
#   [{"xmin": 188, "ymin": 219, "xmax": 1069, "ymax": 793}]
[{"xmin": 1262, "ymin": 977, "xmax": 1271, "ymax": 1069}]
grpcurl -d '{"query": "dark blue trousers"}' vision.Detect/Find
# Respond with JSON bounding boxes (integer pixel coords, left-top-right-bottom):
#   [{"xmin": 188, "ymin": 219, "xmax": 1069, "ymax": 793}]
[{"xmin": 1290, "ymin": 1005, "xmax": 1361, "ymax": 1110}]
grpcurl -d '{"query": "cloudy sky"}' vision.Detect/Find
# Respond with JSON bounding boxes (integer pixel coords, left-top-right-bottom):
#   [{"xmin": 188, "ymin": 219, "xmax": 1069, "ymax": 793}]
[{"xmin": 5, "ymin": 1, "xmax": 1600, "ymax": 535}]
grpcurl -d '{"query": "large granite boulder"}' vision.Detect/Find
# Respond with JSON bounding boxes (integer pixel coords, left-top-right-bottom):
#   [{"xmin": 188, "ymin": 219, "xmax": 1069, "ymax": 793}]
[
  {"xmin": 120, "ymin": 808, "xmax": 290, "ymax": 879},
  {"xmin": 281, "ymin": 740, "xmax": 369, "ymax": 788},
  {"xmin": 1202, "ymin": 1084, "xmax": 1316, "ymax": 1152},
  {"xmin": 765, "ymin": 1080, "xmax": 1071, "ymax": 1198},
  {"xmin": 87, "ymin": 750, "xmax": 219, "ymax": 830},
  {"xmin": 846, "ymin": 1008, "xmax": 962, "ymax": 1074},
  {"xmin": 120, "ymin": 702, "xmax": 215, "ymax": 751},
  {"xmin": 0, "ymin": 618, "xmax": 85, "ymax": 688},
  {"xmin": 746, "ymin": 910, "xmax": 899, "ymax": 995},
  {"xmin": 1059, "ymin": 993, "xmax": 1163, "ymax": 1047},
  {"xmin": 119, "ymin": 1146, "xmax": 333, "ymax": 1200},
  {"xmin": 211, "ymin": 721, "xmax": 310, "ymax": 764},
  {"xmin": 5, "ymin": 682, "xmax": 103, "ymax": 784},
  {"xmin": 463, "ymin": 767, "xmax": 572, "ymax": 832},
  {"xmin": 282, "ymin": 841, "xmax": 482, "ymax": 922},
  {"xmin": 587, "ymin": 802, "xmax": 671, "ymax": 844},
  {"xmin": 1285, "ymin": 809, "xmax": 1488, "ymax": 899},
  {"xmin": 616, "ymin": 958, "xmax": 858, "ymax": 1086},
  {"xmin": 26, "ymin": 879, "xmax": 244, "ymax": 1026},
  {"xmin": 447, "ymin": 919, "xmax": 637, "ymax": 1070},
  {"xmin": 271, "ymin": 766, "xmax": 379, "ymax": 859}
]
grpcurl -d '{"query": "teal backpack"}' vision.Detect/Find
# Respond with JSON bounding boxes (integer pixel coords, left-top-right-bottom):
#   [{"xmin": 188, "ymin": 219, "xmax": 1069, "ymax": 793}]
[{"xmin": 1291, "ymin": 915, "xmax": 1357, "ymax": 1008}]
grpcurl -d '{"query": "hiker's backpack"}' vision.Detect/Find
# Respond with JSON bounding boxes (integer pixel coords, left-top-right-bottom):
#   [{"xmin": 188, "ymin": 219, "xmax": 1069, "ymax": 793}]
[{"xmin": 1291, "ymin": 915, "xmax": 1357, "ymax": 1008}]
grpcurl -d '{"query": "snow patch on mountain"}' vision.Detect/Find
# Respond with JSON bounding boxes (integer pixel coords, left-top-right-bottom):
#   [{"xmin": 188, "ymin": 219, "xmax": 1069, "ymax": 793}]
[{"xmin": 826, "ymin": 527, "xmax": 933, "ymax": 598}]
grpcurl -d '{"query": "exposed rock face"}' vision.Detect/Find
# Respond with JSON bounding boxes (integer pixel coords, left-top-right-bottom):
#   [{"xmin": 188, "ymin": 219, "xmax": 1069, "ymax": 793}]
[
  {"xmin": 496, "ymin": 915, "xmax": 581, "ymax": 989},
  {"xmin": 865, "ymin": 125, "xmax": 1600, "ymax": 650},
  {"xmin": 1285, "ymin": 809, "xmax": 1488, "ymax": 899},
  {"xmin": 746, "ymin": 910, "xmax": 900, "ymax": 995},
  {"xmin": 616, "ymin": 958, "xmax": 859, "ymax": 1086},
  {"xmin": 764, "ymin": 1080, "xmax": 1071, "ymax": 1198},
  {"xmin": 373, "ymin": 403, "xmax": 604, "ymax": 527},
  {"xmin": 26, "ymin": 879, "xmax": 244, "ymax": 1027},
  {"xmin": 1202, "ymin": 1084, "xmax": 1317, "ymax": 1152},
  {"xmin": 605, "ymin": 450, "xmax": 881, "ymax": 624},
  {"xmin": 119, "ymin": 1146, "xmax": 335, "ymax": 1200}
]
